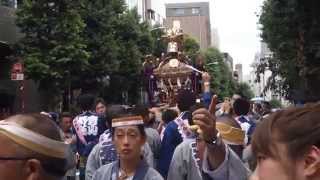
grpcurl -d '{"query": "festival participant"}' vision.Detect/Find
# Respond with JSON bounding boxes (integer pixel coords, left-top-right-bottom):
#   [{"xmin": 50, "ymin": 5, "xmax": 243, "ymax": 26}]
[
  {"xmin": 95, "ymin": 98, "xmax": 107, "ymax": 117},
  {"xmin": 149, "ymin": 107, "xmax": 163, "ymax": 129},
  {"xmin": 251, "ymin": 105, "xmax": 320, "ymax": 180},
  {"xmin": 145, "ymin": 107, "xmax": 159, "ymax": 129},
  {"xmin": 233, "ymin": 98, "xmax": 256, "ymax": 145},
  {"xmin": 231, "ymin": 94, "xmax": 242, "ymax": 102},
  {"xmin": 261, "ymin": 101, "xmax": 271, "ymax": 118},
  {"xmin": 201, "ymin": 72, "xmax": 213, "ymax": 108},
  {"xmin": 167, "ymin": 99, "xmax": 249, "ymax": 180},
  {"xmin": 59, "ymin": 112, "xmax": 77, "ymax": 180},
  {"xmin": 92, "ymin": 110, "xmax": 163, "ymax": 180},
  {"xmin": 134, "ymin": 105, "xmax": 161, "ymax": 166},
  {"xmin": 251, "ymin": 103, "xmax": 263, "ymax": 122},
  {"xmin": 60, "ymin": 112, "xmax": 75, "ymax": 143},
  {"xmin": 158, "ymin": 72, "xmax": 212, "ymax": 178},
  {"xmin": 73, "ymin": 94, "xmax": 106, "ymax": 180},
  {"xmin": 0, "ymin": 114, "xmax": 75, "ymax": 180},
  {"xmin": 158, "ymin": 108, "xmax": 178, "ymax": 140},
  {"xmin": 85, "ymin": 105, "xmax": 154, "ymax": 180},
  {"xmin": 217, "ymin": 98, "xmax": 233, "ymax": 116},
  {"xmin": 157, "ymin": 89, "xmax": 196, "ymax": 178}
]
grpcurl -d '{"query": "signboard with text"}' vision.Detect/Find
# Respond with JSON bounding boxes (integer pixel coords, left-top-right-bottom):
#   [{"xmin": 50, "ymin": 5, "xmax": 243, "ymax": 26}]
[{"xmin": 11, "ymin": 72, "xmax": 24, "ymax": 81}]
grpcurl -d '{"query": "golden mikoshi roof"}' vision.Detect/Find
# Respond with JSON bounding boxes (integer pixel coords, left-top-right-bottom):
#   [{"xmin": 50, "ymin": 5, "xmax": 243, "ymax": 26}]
[{"xmin": 153, "ymin": 58, "xmax": 193, "ymax": 78}]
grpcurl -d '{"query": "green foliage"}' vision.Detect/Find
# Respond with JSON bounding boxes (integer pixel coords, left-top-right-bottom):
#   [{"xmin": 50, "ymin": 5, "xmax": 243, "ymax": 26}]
[
  {"xmin": 150, "ymin": 25, "xmax": 166, "ymax": 57},
  {"xmin": 15, "ymin": 0, "xmax": 90, "ymax": 94},
  {"xmin": 269, "ymin": 98, "xmax": 282, "ymax": 108},
  {"xmin": 15, "ymin": 0, "xmax": 154, "ymax": 107},
  {"xmin": 79, "ymin": 3, "xmax": 153, "ymax": 103},
  {"xmin": 79, "ymin": 0, "xmax": 125, "ymax": 85},
  {"xmin": 257, "ymin": 0, "xmax": 320, "ymax": 102},
  {"xmin": 183, "ymin": 36, "xmax": 200, "ymax": 62},
  {"xmin": 104, "ymin": 9, "xmax": 153, "ymax": 104},
  {"xmin": 235, "ymin": 82, "xmax": 254, "ymax": 100},
  {"xmin": 203, "ymin": 47, "xmax": 236, "ymax": 99}
]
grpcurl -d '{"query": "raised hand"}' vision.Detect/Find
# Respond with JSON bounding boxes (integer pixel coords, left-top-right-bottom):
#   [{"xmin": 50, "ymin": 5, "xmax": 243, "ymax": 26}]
[{"xmin": 192, "ymin": 95, "xmax": 218, "ymax": 142}]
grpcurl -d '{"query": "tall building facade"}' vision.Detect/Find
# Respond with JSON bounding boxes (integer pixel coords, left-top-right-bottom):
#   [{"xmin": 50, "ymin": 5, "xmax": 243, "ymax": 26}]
[
  {"xmin": 235, "ymin": 64, "xmax": 243, "ymax": 83},
  {"xmin": 165, "ymin": 2, "xmax": 211, "ymax": 49},
  {"xmin": 222, "ymin": 52, "xmax": 233, "ymax": 72},
  {"xmin": 211, "ymin": 27, "xmax": 220, "ymax": 49},
  {"xmin": 125, "ymin": 0, "xmax": 165, "ymax": 26}
]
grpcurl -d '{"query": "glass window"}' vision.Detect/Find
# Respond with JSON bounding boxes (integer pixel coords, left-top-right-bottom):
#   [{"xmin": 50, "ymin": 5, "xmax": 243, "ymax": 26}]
[
  {"xmin": 192, "ymin": 8, "xmax": 200, "ymax": 15},
  {"xmin": 147, "ymin": 10, "xmax": 155, "ymax": 20},
  {"xmin": 175, "ymin": 8, "xmax": 184, "ymax": 15}
]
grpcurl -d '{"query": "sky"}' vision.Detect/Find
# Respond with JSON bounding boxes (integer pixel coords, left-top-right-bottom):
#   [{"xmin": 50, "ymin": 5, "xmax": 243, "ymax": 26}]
[{"xmin": 161, "ymin": 0, "xmax": 265, "ymax": 76}]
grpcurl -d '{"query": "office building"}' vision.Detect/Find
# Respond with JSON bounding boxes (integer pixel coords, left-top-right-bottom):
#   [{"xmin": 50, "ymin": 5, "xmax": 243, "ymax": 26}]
[{"xmin": 165, "ymin": 2, "xmax": 211, "ymax": 49}]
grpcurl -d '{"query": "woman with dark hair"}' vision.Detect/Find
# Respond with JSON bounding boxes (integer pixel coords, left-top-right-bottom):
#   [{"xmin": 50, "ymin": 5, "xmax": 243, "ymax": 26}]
[
  {"xmin": 92, "ymin": 109, "xmax": 163, "ymax": 180},
  {"xmin": 233, "ymin": 98, "xmax": 256, "ymax": 145},
  {"xmin": 158, "ymin": 109, "xmax": 178, "ymax": 140},
  {"xmin": 250, "ymin": 104, "xmax": 320, "ymax": 180}
]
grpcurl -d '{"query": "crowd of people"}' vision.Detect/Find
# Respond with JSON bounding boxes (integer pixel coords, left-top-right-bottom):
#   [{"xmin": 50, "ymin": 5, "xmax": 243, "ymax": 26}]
[{"xmin": 0, "ymin": 74, "xmax": 319, "ymax": 180}]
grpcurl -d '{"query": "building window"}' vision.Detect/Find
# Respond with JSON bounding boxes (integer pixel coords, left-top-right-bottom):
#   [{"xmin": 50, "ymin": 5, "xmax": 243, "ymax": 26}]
[
  {"xmin": 1, "ymin": 0, "xmax": 17, "ymax": 8},
  {"xmin": 175, "ymin": 8, "xmax": 184, "ymax": 15},
  {"xmin": 192, "ymin": 8, "xmax": 200, "ymax": 15},
  {"xmin": 147, "ymin": 9, "xmax": 155, "ymax": 20}
]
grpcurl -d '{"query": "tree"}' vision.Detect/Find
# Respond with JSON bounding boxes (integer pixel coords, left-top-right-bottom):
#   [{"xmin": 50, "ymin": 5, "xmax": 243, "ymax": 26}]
[
  {"xmin": 203, "ymin": 47, "xmax": 236, "ymax": 99},
  {"xmin": 150, "ymin": 25, "xmax": 166, "ymax": 57},
  {"xmin": 15, "ymin": 0, "xmax": 154, "ymax": 109},
  {"xmin": 257, "ymin": 0, "xmax": 320, "ymax": 102},
  {"xmin": 80, "ymin": 2, "xmax": 153, "ymax": 104},
  {"xmin": 15, "ymin": 0, "xmax": 90, "ymax": 110},
  {"xmin": 183, "ymin": 36, "xmax": 200, "ymax": 63},
  {"xmin": 235, "ymin": 82, "xmax": 254, "ymax": 100},
  {"xmin": 104, "ymin": 9, "xmax": 153, "ymax": 104},
  {"xmin": 269, "ymin": 98, "xmax": 282, "ymax": 108},
  {"xmin": 76, "ymin": 0, "xmax": 126, "ymax": 93}
]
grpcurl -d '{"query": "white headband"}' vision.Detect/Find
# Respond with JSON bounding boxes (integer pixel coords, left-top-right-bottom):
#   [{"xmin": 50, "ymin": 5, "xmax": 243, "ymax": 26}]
[
  {"xmin": 112, "ymin": 120, "xmax": 144, "ymax": 127},
  {"xmin": 0, "ymin": 121, "xmax": 69, "ymax": 159},
  {"xmin": 112, "ymin": 116, "xmax": 144, "ymax": 128}
]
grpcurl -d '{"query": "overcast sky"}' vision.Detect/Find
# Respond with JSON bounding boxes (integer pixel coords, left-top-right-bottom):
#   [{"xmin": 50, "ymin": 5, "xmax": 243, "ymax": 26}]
[{"xmin": 162, "ymin": 0, "xmax": 265, "ymax": 76}]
